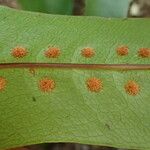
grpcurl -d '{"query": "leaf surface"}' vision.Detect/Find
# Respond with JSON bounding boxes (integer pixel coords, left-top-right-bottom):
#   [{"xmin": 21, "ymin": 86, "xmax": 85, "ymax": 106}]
[{"xmin": 0, "ymin": 7, "xmax": 150, "ymax": 150}]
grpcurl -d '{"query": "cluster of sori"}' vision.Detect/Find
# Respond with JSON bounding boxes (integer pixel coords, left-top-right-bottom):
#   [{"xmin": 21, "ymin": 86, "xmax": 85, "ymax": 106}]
[
  {"xmin": 8, "ymin": 46, "xmax": 150, "ymax": 59},
  {"xmin": 0, "ymin": 74, "xmax": 140, "ymax": 96},
  {"xmin": 0, "ymin": 45, "xmax": 149, "ymax": 95}
]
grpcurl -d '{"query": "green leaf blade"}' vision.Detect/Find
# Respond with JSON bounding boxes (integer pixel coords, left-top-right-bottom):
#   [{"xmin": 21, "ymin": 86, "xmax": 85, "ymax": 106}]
[{"xmin": 0, "ymin": 7, "xmax": 150, "ymax": 150}]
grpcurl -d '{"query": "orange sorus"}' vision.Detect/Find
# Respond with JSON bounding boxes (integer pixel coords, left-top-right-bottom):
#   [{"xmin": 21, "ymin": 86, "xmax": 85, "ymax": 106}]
[
  {"xmin": 86, "ymin": 77, "xmax": 103, "ymax": 92},
  {"xmin": 39, "ymin": 78, "xmax": 55, "ymax": 92},
  {"xmin": 138, "ymin": 48, "xmax": 150, "ymax": 58},
  {"xmin": 81, "ymin": 47, "xmax": 95, "ymax": 58},
  {"xmin": 45, "ymin": 47, "xmax": 60, "ymax": 58},
  {"xmin": 0, "ymin": 77, "xmax": 7, "ymax": 91},
  {"xmin": 116, "ymin": 46, "xmax": 128, "ymax": 56},
  {"xmin": 11, "ymin": 47, "xmax": 28, "ymax": 58},
  {"xmin": 125, "ymin": 80, "xmax": 140, "ymax": 96}
]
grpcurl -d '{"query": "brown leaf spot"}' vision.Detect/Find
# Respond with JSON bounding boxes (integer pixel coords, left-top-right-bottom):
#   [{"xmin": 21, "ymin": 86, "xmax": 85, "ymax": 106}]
[
  {"xmin": 86, "ymin": 77, "xmax": 103, "ymax": 92},
  {"xmin": 0, "ymin": 77, "xmax": 6, "ymax": 91},
  {"xmin": 29, "ymin": 68, "xmax": 36, "ymax": 76},
  {"xmin": 125, "ymin": 81, "xmax": 140, "ymax": 96},
  {"xmin": 39, "ymin": 78, "xmax": 55, "ymax": 92},
  {"xmin": 81, "ymin": 47, "xmax": 95, "ymax": 58},
  {"xmin": 116, "ymin": 46, "xmax": 128, "ymax": 56},
  {"xmin": 11, "ymin": 47, "xmax": 28, "ymax": 58},
  {"xmin": 32, "ymin": 97, "xmax": 36, "ymax": 102},
  {"xmin": 45, "ymin": 47, "xmax": 60, "ymax": 58},
  {"xmin": 138, "ymin": 48, "xmax": 150, "ymax": 58}
]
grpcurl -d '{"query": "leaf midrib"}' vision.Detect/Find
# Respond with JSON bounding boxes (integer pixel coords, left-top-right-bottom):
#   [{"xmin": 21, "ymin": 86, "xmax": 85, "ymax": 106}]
[{"xmin": 0, "ymin": 63, "xmax": 150, "ymax": 70}]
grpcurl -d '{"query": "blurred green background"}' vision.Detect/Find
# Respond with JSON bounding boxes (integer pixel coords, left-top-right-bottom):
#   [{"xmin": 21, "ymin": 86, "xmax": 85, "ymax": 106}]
[
  {"xmin": 17, "ymin": 0, "xmax": 131, "ymax": 17},
  {"xmin": 1, "ymin": 0, "xmax": 150, "ymax": 18}
]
